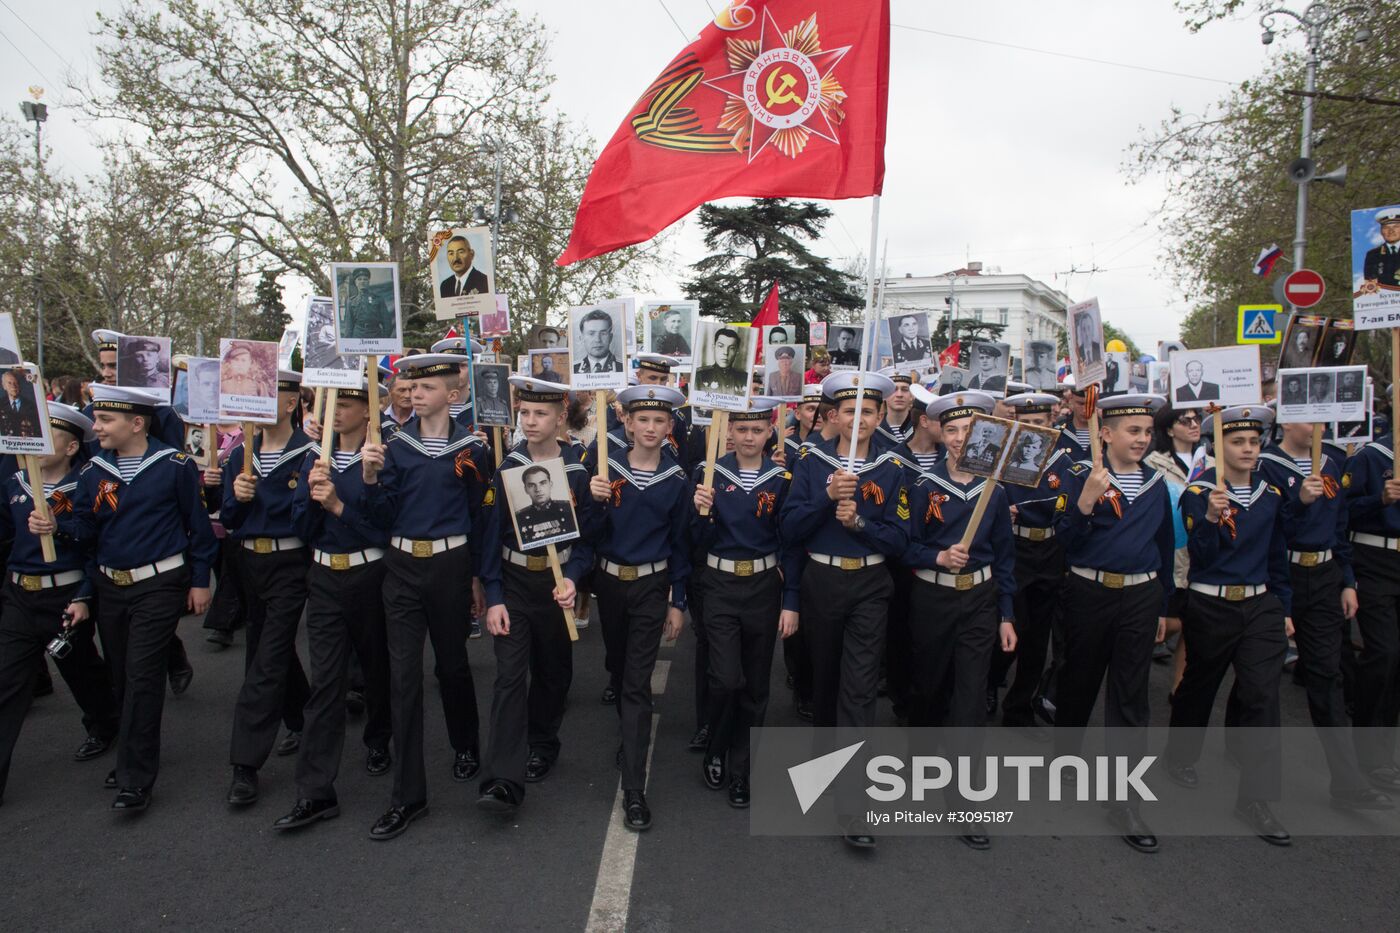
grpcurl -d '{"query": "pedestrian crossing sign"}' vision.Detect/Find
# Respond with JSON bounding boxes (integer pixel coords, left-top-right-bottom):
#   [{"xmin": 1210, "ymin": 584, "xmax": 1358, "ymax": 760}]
[{"xmin": 1237, "ymin": 304, "xmax": 1283, "ymax": 344}]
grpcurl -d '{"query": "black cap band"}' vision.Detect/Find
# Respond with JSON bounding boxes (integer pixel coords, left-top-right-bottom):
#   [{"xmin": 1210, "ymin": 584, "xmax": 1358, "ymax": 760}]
[
  {"xmin": 937, "ymin": 405, "xmax": 981, "ymax": 425},
  {"xmin": 1222, "ymin": 419, "xmax": 1265, "ymax": 434},
  {"xmin": 92, "ymin": 399, "xmax": 154, "ymax": 417},
  {"xmin": 637, "ymin": 358, "xmax": 672, "ymax": 374},
  {"xmin": 405, "ymin": 363, "xmax": 459, "ymax": 379},
  {"xmin": 624, "ymin": 397, "xmax": 675, "ymax": 413},
  {"xmin": 1101, "ymin": 405, "xmax": 1152, "ymax": 418},
  {"xmin": 831, "ymin": 386, "xmax": 885, "ymax": 404}
]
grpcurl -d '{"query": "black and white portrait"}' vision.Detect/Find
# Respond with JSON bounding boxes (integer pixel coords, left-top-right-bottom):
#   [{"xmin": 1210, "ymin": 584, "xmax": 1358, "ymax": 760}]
[
  {"xmin": 502, "ymin": 458, "xmax": 581, "ymax": 551},
  {"xmin": 691, "ymin": 319, "xmax": 756, "ymax": 408},
  {"xmin": 1067, "ymin": 297, "xmax": 1106, "ymax": 387},
  {"xmin": 529, "ymin": 324, "xmax": 566, "ymax": 350},
  {"xmin": 429, "ymin": 226, "xmax": 494, "ymax": 319},
  {"xmin": 1023, "ymin": 339, "xmax": 1057, "ymax": 390},
  {"xmin": 1308, "ymin": 372, "xmax": 1334, "ymax": 405},
  {"xmin": 999, "ymin": 423, "xmax": 1060, "ymax": 487},
  {"xmin": 116, "ymin": 335, "xmax": 172, "ymax": 399},
  {"xmin": 1337, "ymin": 369, "xmax": 1364, "ymax": 403},
  {"xmin": 1278, "ymin": 364, "xmax": 1367, "ymax": 424},
  {"xmin": 966, "ymin": 342, "xmax": 1010, "ymax": 394},
  {"xmin": 938, "ymin": 366, "xmax": 970, "ymax": 396},
  {"xmin": 183, "ymin": 424, "xmax": 209, "ymax": 461},
  {"xmin": 1281, "ymin": 374, "xmax": 1306, "ymax": 406},
  {"xmin": 643, "ymin": 301, "xmax": 696, "ymax": 366},
  {"xmin": 956, "ymin": 415, "xmax": 1009, "ymax": 478},
  {"xmin": 332, "ymin": 262, "xmax": 403, "ymax": 355},
  {"xmin": 886, "ymin": 313, "xmax": 931, "ymax": 368},
  {"xmin": 529, "ymin": 349, "xmax": 569, "ymax": 383},
  {"xmin": 1104, "ymin": 350, "xmax": 1131, "ymax": 395},
  {"xmin": 473, "ymin": 363, "xmax": 513, "ymax": 427},
  {"xmin": 826, "ymin": 325, "xmax": 863, "ymax": 368},
  {"xmin": 182, "ymin": 356, "xmax": 222, "ymax": 423},
  {"xmin": 569, "ymin": 304, "xmax": 628, "ymax": 390},
  {"xmin": 1278, "ymin": 314, "xmax": 1326, "ymax": 369},
  {"xmin": 1317, "ymin": 321, "xmax": 1356, "ymax": 368},
  {"xmin": 1174, "ymin": 358, "xmax": 1220, "ymax": 403}
]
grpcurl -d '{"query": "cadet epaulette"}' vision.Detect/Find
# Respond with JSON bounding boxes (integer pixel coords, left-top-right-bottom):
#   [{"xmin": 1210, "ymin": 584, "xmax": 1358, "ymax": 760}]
[
  {"xmin": 173, "ymin": 452, "xmax": 190, "ymax": 463},
  {"xmin": 1069, "ymin": 462, "xmax": 1091, "ymax": 476}
]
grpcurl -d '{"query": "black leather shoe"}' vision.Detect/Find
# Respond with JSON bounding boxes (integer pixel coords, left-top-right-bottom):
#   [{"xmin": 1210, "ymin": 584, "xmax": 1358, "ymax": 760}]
[
  {"xmin": 272, "ymin": 797, "xmax": 340, "ymax": 830},
  {"xmin": 275, "ymin": 732, "xmax": 301, "ymax": 756},
  {"xmin": 1235, "ymin": 800, "xmax": 1290, "ymax": 846},
  {"xmin": 960, "ymin": 833, "xmax": 990, "ymax": 850},
  {"xmin": 368, "ymin": 802, "xmax": 427, "ymax": 840},
  {"xmin": 1032, "ymin": 695, "xmax": 1055, "ymax": 726},
  {"xmin": 1332, "ymin": 787, "xmax": 1394, "ymax": 811},
  {"xmin": 74, "ymin": 735, "xmax": 114, "ymax": 762},
  {"xmin": 104, "ymin": 769, "xmax": 117, "ymax": 790},
  {"xmin": 840, "ymin": 818, "xmax": 875, "ymax": 848},
  {"xmin": 227, "ymin": 766, "xmax": 259, "ymax": 806},
  {"xmin": 168, "ymin": 666, "xmax": 194, "ymax": 696},
  {"xmin": 366, "ymin": 747, "xmax": 391, "ymax": 776},
  {"xmin": 1109, "ymin": 807, "xmax": 1158, "ymax": 853},
  {"xmin": 985, "ymin": 686, "xmax": 999, "ymax": 718},
  {"xmin": 525, "ymin": 750, "xmax": 552, "ymax": 783},
  {"xmin": 476, "ymin": 780, "xmax": 518, "ymax": 812},
  {"xmin": 728, "ymin": 777, "xmax": 750, "ymax": 809},
  {"xmin": 452, "ymin": 748, "xmax": 480, "ymax": 782},
  {"xmin": 111, "ymin": 787, "xmax": 150, "ymax": 811},
  {"xmin": 1366, "ymin": 766, "xmax": 1400, "ymax": 793},
  {"xmin": 345, "ymin": 689, "xmax": 366, "ymax": 716},
  {"xmin": 205, "ymin": 630, "xmax": 233, "ymax": 648},
  {"xmin": 623, "ymin": 790, "xmax": 651, "ymax": 831},
  {"xmin": 688, "ymin": 725, "xmax": 710, "ymax": 751},
  {"xmin": 702, "ymin": 753, "xmax": 726, "ymax": 790},
  {"xmin": 1166, "ymin": 763, "xmax": 1198, "ymax": 789},
  {"xmin": 600, "ymin": 685, "xmax": 619, "ymax": 705}
]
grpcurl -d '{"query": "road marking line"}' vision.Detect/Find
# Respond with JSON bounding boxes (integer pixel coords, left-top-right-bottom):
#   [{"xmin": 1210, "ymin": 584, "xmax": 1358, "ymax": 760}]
[{"xmin": 585, "ymin": 655, "xmax": 672, "ymax": 933}]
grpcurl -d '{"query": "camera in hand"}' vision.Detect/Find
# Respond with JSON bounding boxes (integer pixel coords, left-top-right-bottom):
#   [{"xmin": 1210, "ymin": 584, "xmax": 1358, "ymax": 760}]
[{"xmin": 46, "ymin": 611, "xmax": 76, "ymax": 659}]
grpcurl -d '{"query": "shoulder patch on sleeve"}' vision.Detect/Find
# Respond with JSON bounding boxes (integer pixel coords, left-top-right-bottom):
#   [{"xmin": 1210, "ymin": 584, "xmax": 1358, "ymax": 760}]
[
  {"xmin": 1186, "ymin": 515, "xmax": 1194, "ymax": 530},
  {"xmin": 1054, "ymin": 493, "xmax": 1067, "ymax": 514},
  {"xmin": 1342, "ymin": 472, "xmax": 1352, "ymax": 488},
  {"xmin": 798, "ymin": 446, "xmax": 809, "ymax": 459},
  {"xmin": 1069, "ymin": 463, "xmax": 1089, "ymax": 476},
  {"xmin": 1186, "ymin": 485, "xmax": 1203, "ymax": 495},
  {"xmin": 783, "ymin": 471, "xmax": 791, "ymax": 481},
  {"xmin": 896, "ymin": 486, "xmax": 910, "ymax": 521},
  {"xmin": 483, "ymin": 488, "xmax": 495, "ymax": 506},
  {"xmin": 173, "ymin": 452, "xmax": 189, "ymax": 463}
]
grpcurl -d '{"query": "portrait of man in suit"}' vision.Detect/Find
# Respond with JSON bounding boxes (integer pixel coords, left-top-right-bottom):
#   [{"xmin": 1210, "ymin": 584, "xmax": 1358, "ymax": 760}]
[
  {"xmin": 572, "ymin": 308, "xmax": 623, "ymax": 374},
  {"xmin": 1073, "ymin": 310, "xmax": 1102, "ymax": 365},
  {"xmin": 439, "ymin": 235, "xmax": 491, "ymax": 298},
  {"xmin": 1175, "ymin": 359, "xmax": 1220, "ymax": 402},
  {"xmin": 0, "ymin": 368, "xmax": 40, "ymax": 438}
]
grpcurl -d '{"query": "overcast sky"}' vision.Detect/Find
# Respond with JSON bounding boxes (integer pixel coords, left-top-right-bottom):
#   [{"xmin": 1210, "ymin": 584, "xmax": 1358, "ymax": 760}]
[{"xmin": 0, "ymin": 0, "xmax": 1283, "ymax": 350}]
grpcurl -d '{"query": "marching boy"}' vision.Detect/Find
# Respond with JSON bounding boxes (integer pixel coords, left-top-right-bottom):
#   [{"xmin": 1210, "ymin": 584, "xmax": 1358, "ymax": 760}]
[
  {"xmin": 271, "ymin": 376, "xmax": 394, "ymax": 831},
  {"xmin": 0, "ymin": 403, "xmax": 119, "ymax": 805},
  {"xmin": 587, "ymin": 383, "xmax": 691, "ymax": 832},
  {"xmin": 476, "ymin": 376, "xmax": 598, "ymax": 812},
  {"xmin": 224, "ymin": 370, "xmax": 317, "ymax": 808},
  {"xmin": 360, "ymin": 353, "xmax": 492, "ymax": 840},
  {"xmin": 691, "ymin": 396, "xmax": 799, "ymax": 809},
  {"xmin": 43, "ymin": 385, "xmax": 217, "ymax": 811},
  {"xmin": 1053, "ymin": 393, "xmax": 1174, "ymax": 853}
]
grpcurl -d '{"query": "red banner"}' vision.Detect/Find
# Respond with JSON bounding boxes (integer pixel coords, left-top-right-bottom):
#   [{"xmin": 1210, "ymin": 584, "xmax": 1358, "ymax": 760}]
[{"xmin": 558, "ymin": 0, "xmax": 890, "ymax": 265}]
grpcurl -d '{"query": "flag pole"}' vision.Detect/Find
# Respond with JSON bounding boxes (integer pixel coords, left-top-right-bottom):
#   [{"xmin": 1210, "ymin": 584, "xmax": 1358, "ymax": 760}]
[{"xmin": 845, "ymin": 195, "xmax": 881, "ymax": 472}]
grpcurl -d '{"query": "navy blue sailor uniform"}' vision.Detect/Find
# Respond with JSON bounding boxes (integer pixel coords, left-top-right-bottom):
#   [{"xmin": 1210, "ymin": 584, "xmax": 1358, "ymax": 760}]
[
  {"xmin": 903, "ymin": 461, "xmax": 1016, "ymax": 729},
  {"xmin": 477, "ymin": 440, "xmax": 598, "ymax": 802},
  {"xmin": 287, "ymin": 439, "xmax": 394, "ymax": 804},
  {"xmin": 690, "ymin": 451, "xmax": 798, "ymax": 782},
  {"xmin": 1167, "ymin": 469, "xmax": 1292, "ymax": 804},
  {"xmin": 1257, "ymin": 445, "xmax": 1372, "ymax": 796},
  {"xmin": 223, "ymin": 430, "xmax": 318, "ymax": 775},
  {"xmin": 1341, "ymin": 434, "xmax": 1400, "ymax": 776},
  {"xmin": 780, "ymin": 436, "xmax": 908, "ymax": 729},
  {"xmin": 593, "ymin": 444, "xmax": 692, "ymax": 792},
  {"xmin": 993, "ymin": 448, "xmax": 1073, "ymax": 727},
  {"xmin": 1052, "ymin": 460, "xmax": 1175, "ymax": 748},
  {"xmin": 362, "ymin": 418, "xmax": 491, "ymax": 809},
  {"xmin": 0, "ymin": 466, "xmax": 120, "ymax": 804},
  {"xmin": 882, "ymin": 449, "xmax": 937, "ymax": 723},
  {"xmin": 59, "ymin": 441, "xmax": 217, "ymax": 794}
]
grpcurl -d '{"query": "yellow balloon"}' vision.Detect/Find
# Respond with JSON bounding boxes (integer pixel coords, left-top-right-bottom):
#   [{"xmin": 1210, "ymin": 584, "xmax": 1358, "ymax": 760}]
[{"xmin": 1106, "ymin": 339, "xmax": 1127, "ymax": 353}]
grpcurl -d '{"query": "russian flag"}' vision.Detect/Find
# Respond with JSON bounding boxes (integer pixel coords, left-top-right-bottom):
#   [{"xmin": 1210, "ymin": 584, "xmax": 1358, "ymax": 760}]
[{"xmin": 1253, "ymin": 244, "xmax": 1283, "ymax": 277}]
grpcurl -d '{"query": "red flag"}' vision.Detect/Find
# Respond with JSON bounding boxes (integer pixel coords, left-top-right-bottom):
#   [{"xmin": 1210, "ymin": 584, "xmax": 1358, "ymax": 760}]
[
  {"xmin": 444, "ymin": 323, "xmax": 460, "ymax": 340},
  {"xmin": 752, "ymin": 281, "xmax": 780, "ymax": 361},
  {"xmin": 939, "ymin": 343, "xmax": 961, "ymax": 368},
  {"xmin": 558, "ymin": 0, "xmax": 890, "ymax": 265}
]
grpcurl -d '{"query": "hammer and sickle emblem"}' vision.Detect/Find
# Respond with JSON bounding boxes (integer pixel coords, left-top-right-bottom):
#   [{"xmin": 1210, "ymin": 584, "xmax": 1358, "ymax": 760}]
[{"xmin": 765, "ymin": 70, "xmax": 802, "ymax": 109}]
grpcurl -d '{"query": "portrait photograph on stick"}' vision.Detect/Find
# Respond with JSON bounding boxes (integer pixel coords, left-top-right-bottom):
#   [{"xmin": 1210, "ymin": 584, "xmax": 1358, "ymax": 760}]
[
  {"xmin": 966, "ymin": 342, "xmax": 1010, "ymax": 394},
  {"xmin": 1352, "ymin": 204, "xmax": 1400, "ymax": 329},
  {"xmin": 1169, "ymin": 344, "xmax": 1261, "ymax": 409},
  {"xmin": 826, "ymin": 324, "xmax": 863, "ymax": 369},
  {"xmin": 885, "ymin": 311, "xmax": 932, "ymax": 370},
  {"xmin": 116, "ymin": 335, "xmax": 172, "ymax": 401},
  {"xmin": 529, "ymin": 349, "xmax": 570, "ymax": 382},
  {"xmin": 217, "ymin": 338, "xmax": 280, "ymax": 423},
  {"xmin": 331, "ymin": 261, "xmax": 403, "ymax": 355},
  {"xmin": 428, "ymin": 226, "xmax": 494, "ymax": 319},
  {"xmin": 183, "ymin": 424, "xmax": 210, "ymax": 460},
  {"xmin": 690, "ymin": 319, "xmax": 756, "ymax": 410},
  {"xmin": 502, "ymin": 458, "xmax": 581, "ymax": 552},
  {"xmin": 479, "ymin": 294, "xmax": 511, "ymax": 338},
  {"xmin": 1316, "ymin": 319, "xmax": 1356, "ymax": 367},
  {"xmin": 472, "ymin": 363, "xmax": 513, "ymax": 427},
  {"xmin": 178, "ymin": 356, "xmax": 222, "ymax": 422},
  {"xmin": 0, "ymin": 313, "xmax": 19, "ymax": 365},
  {"xmin": 955, "ymin": 413, "xmax": 1011, "ymax": 478},
  {"xmin": 762, "ymin": 343, "xmax": 805, "ymax": 400},
  {"xmin": 303, "ymin": 295, "xmax": 359, "ymax": 388},
  {"xmin": 809, "ymin": 321, "xmax": 827, "ymax": 346},
  {"xmin": 998, "ymin": 422, "xmax": 1061, "ymax": 487},
  {"xmin": 642, "ymin": 300, "xmax": 696, "ymax": 366},
  {"xmin": 1335, "ymin": 385, "xmax": 1373, "ymax": 444},
  {"xmin": 568, "ymin": 304, "xmax": 628, "ymax": 390},
  {"xmin": 1278, "ymin": 314, "xmax": 1326, "ymax": 369},
  {"xmin": 1066, "ymin": 297, "xmax": 1106, "ymax": 387},
  {"xmin": 1022, "ymin": 339, "xmax": 1057, "ymax": 390},
  {"xmin": 1277, "ymin": 365, "xmax": 1367, "ymax": 424},
  {"xmin": 938, "ymin": 366, "xmax": 970, "ymax": 396},
  {"xmin": 528, "ymin": 324, "xmax": 566, "ymax": 350},
  {"xmin": 0, "ymin": 364, "xmax": 53, "ymax": 454}
]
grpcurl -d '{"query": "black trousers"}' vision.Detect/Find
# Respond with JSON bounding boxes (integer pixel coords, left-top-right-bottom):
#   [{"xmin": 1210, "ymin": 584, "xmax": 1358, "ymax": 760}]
[
  {"xmin": 783, "ymin": 622, "xmax": 813, "ymax": 705},
  {"xmin": 701, "ymin": 567, "xmax": 781, "ymax": 777},
  {"xmin": 230, "ymin": 547, "xmax": 311, "ymax": 769},
  {"xmin": 202, "ymin": 537, "xmax": 245, "ymax": 634},
  {"xmin": 480, "ymin": 562, "xmax": 574, "ymax": 801},
  {"xmin": 907, "ymin": 576, "xmax": 998, "ymax": 728},
  {"xmin": 295, "ymin": 559, "xmax": 391, "ymax": 800},
  {"xmin": 1286, "ymin": 559, "xmax": 1367, "ymax": 794},
  {"xmin": 383, "ymin": 546, "xmax": 479, "ymax": 808},
  {"xmin": 1166, "ymin": 590, "xmax": 1285, "ymax": 802},
  {"xmin": 1351, "ymin": 543, "xmax": 1400, "ymax": 771},
  {"xmin": 0, "ymin": 580, "xmax": 120, "ymax": 800},
  {"xmin": 690, "ymin": 559, "xmax": 709, "ymax": 731},
  {"xmin": 595, "ymin": 569, "xmax": 668, "ymax": 791},
  {"xmin": 96, "ymin": 565, "xmax": 191, "ymax": 791},
  {"xmin": 801, "ymin": 560, "xmax": 891, "ymax": 729},
  {"xmin": 884, "ymin": 564, "xmax": 913, "ymax": 716},
  {"xmin": 996, "ymin": 536, "xmax": 1063, "ymax": 725}
]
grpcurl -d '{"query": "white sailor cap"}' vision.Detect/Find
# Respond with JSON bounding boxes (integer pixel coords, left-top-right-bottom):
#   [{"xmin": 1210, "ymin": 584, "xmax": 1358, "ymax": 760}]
[
  {"xmin": 393, "ymin": 353, "xmax": 464, "ymax": 379},
  {"xmin": 617, "ymin": 384, "xmax": 685, "ymax": 412},
  {"xmin": 635, "ymin": 353, "xmax": 679, "ymax": 374},
  {"xmin": 430, "ymin": 337, "xmax": 484, "ymax": 356},
  {"xmin": 1002, "ymin": 392, "xmax": 1059, "ymax": 415},
  {"xmin": 820, "ymin": 371, "xmax": 897, "ymax": 405},
  {"xmin": 729, "ymin": 396, "xmax": 784, "ymax": 422},
  {"xmin": 277, "ymin": 370, "xmax": 303, "ymax": 392},
  {"xmin": 1004, "ymin": 380, "xmax": 1033, "ymax": 396},
  {"xmin": 91, "ymin": 329, "xmax": 124, "ymax": 351},
  {"xmin": 1202, "ymin": 404, "xmax": 1274, "ymax": 435},
  {"xmin": 924, "ymin": 391, "xmax": 996, "ymax": 424},
  {"xmin": 47, "ymin": 402, "xmax": 96, "ymax": 442},
  {"xmin": 909, "ymin": 383, "xmax": 936, "ymax": 410},
  {"xmin": 1376, "ymin": 209, "xmax": 1400, "ymax": 224},
  {"xmin": 1059, "ymin": 373, "xmax": 1086, "ymax": 394},
  {"xmin": 509, "ymin": 375, "xmax": 570, "ymax": 402},
  {"xmin": 89, "ymin": 384, "xmax": 164, "ymax": 415},
  {"xmin": 1096, "ymin": 393, "xmax": 1167, "ymax": 419},
  {"xmin": 801, "ymin": 383, "xmax": 823, "ymax": 401}
]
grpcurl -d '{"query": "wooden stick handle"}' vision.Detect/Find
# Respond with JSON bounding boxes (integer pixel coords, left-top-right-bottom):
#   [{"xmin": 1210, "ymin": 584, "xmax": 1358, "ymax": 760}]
[
  {"xmin": 1310, "ymin": 423, "xmax": 1323, "ymax": 476},
  {"xmin": 957, "ymin": 477, "xmax": 998, "ymax": 550},
  {"xmin": 205, "ymin": 423, "xmax": 217, "ymax": 471},
  {"xmin": 699, "ymin": 411, "xmax": 728, "ymax": 516},
  {"xmin": 366, "ymin": 356, "xmax": 382, "ymax": 446},
  {"xmin": 313, "ymin": 386, "xmax": 326, "ymax": 426},
  {"xmin": 1212, "ymin": 410, "xmax": 1226, "ymax": 492},
  {"xmin": 320, "ymin": 389, "xmax": 338, "ymax": 463},
  {"xmin": 595, "ymin": 391, "xmax": 609, "ymax": 481},
  {"xmin": 1088, "ymin": 410, "xmax": 1102, "ymax": 469},
  {"xmin": 492, "ymin": 426, "xmax": 504, "ymax": 468},
  {"xmin": 546, "ymin": 543, "xmax": 578, "ymax": 642},
  {"xmin": 242, "ymin": 423, "xmax": 255, "ymax": 476},
  {"xmin": 25, "ymin": 454, "xmax": 56, "ymax": 563}
]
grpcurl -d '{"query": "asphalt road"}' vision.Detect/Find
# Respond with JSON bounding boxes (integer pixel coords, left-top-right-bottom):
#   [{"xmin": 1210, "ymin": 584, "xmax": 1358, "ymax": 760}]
[{"xmin": 3, "ymin": 610, "xmax": 1399, "ymax": 932}]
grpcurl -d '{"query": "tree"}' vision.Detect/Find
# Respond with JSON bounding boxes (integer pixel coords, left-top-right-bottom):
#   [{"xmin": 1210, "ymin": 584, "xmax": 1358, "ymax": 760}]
[
  {"xmin": 684, "ymin": 198, "xmax": 862, "ymax": 338},
  {"xmin": 245, "ymin": 271, "xmax": 290, "ymax": 343},
  {"xmin": 1055, "ymin": 320, "xmax": 1143, "ymax": 361},
  {"xmin": 1131, "ymin": 2, "xmax": 1398, "ymax": 378}
]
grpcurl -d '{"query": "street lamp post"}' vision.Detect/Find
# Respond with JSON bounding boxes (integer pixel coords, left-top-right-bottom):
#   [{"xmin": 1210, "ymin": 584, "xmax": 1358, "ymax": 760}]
[
  {"xmin": 20, "ymin": 92, "xmax": 47, "ymax": 374},
  {"xmin": 471, "ymin": 135, "xmax": 519, "ymax": 259},
  {"xmin": 1259, "ymin": 3, "xmax": 1372, "ymax": 273}
]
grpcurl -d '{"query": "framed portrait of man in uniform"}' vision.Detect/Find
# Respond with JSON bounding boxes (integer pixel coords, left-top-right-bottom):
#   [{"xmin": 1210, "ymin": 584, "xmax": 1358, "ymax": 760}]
[
  {"xmin": 998, "ymin": 422, "xmax": 1060, "ymax": 487},
  {"xmin": 529, "ymin": 324, "xmax": 566, "ymax": 350},
  {"xmin": 825, "ymin": 325, "xmax": 863, "ymax": 369},
  {"xmin": 955, "ymin": 414, "xmax": 1011, "ymax": 478},
  {"xmin": 501, "ymin": 458, "xmax": 581, "ymax": 551},
  {"xmin": 1067, "ymin": 297, "xmax": 1106, "ymax": 387},
  {"xmin": 885, "ymin": 312, "xmax": 932, "ymax": 370},
  {"xmin": 568, "ymin": 304, "xmax": 629, "ymax": 391},
  {"xmin": 428, "ymin": 226, "xmax": 494, "ymax": 320},
  {"xmin": 1352, "ymin": 204, "xmax": 1400, "ymax": 327},
  {"xmin": 690, "ymin": 319, "xmax": 756, "ymax": 410},
  {"xmin": 472, "ymin": 363, "xmax": 513, "ymax": 427},
  {"xmin": 218, "ymin": 338, "xmax": 280, "ymax": 424},
  {"xmin": 116, "ymin": 335, "xmax": 172, "ymax": 402},
  {"xmin": 762, "ymin": 344, "xmax": 806, "ymax": 400},
  {"xmin": 642, "ymin": 300, "xmax": 697, "ymax": 370},
  {"xmin": 331, "ymin": 261, "xmax": 403, "ymax": 356}
]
